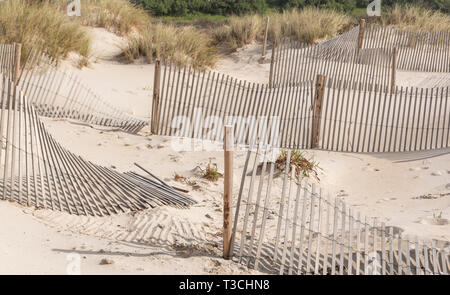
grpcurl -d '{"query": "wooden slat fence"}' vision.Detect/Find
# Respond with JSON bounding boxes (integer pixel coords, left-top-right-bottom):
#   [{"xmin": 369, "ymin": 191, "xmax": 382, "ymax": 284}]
[
  {"xmin": 0, "ymin": 46, "xmax": 148, "ymax": 133},
  {"xmin": 0, "ymin": 73, "xmax": 195, "ymax": 216},
  {"xmin": 229, "ymin": 147, "xmax": 450, "ymax": 275},
  {"xmin": 271, "ymin": 40, "xmax": 393, "ymax": 90},
  {"xmin": 0, "ymin": 44, "xmax": 16, "ymax": 79},
  {"xmin": 271, "ymin": 24, "xmax": 450, "ymax": 87},
  {"xmin": 362, "ymin": 24, "xmax": 450, "ymax": 72},
  {"xmin": 154, "ymin": 64, "xmax": 450, "ymax": 152}
]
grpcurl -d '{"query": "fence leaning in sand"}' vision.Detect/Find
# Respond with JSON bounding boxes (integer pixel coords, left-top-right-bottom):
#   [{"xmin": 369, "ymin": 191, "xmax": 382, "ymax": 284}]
[
  {"xmin": 0, "ymin": 73, "xmax": 196, "ymax": 216},
  {"xmin": 0, "ymin": 45, "xmax": 148, "ymax": 133},
  {"xmin": 228, "ymin": 146, "xmax": 450, "ymax": 275},
  {"xmin": 152, "ymin": 62, "xmax": 449, "ymax": 153},
  {"xmin": 270, "ymin": 24, "xmax": 450, "ymax": 87}
]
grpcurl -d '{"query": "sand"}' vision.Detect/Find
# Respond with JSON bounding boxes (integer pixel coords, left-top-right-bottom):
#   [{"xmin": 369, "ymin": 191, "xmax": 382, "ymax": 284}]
[{"xmin": 0, "ymin": 27, "xmax": 449, "ymax": 274}]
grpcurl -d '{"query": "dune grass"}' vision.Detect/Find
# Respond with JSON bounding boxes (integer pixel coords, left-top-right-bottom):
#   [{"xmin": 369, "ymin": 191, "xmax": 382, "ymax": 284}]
[
  {"xmin": 213, "ymin": 7, "xmax": 355, "ymax": 51},
  {"xmin": 79, "ymin": 0, "xmax": 149, "ymax": 35},
  {"xmin": 0, "ymin": 0, "xmax": 90, "ymax": 64},
  {"xmin": 380, "ymin": 4, "xmax": 450, "ymax": 32},
  {"xmin": 121, "ymin": 23, "xmax": 218, "ymax": 68}
]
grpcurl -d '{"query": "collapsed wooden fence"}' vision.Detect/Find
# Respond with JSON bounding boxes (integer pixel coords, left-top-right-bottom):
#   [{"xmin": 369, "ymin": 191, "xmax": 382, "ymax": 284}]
[
  {"xmin": 229, "ymin": 147, "xmax": 449, "ymax": 275},
  {"xmin": 0, "ymin": 73, "xmax": 195, "ymax": 216},
  {"xmin": 0, "ymin": 45, "xmax": 148, "ymax": 133},
  {"xmin": 153, "ymin": 63, "xmax": 449, "ymax": 153}
]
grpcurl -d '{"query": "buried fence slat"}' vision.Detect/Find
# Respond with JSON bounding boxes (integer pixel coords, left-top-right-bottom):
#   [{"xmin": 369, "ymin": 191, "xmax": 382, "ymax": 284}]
[
  {"xmin": 415, "ymin": 236, "xmax": 422, "ymax": 275},
  {"xmin": 247, "ymin": 144, "xmax": 269, "ymax": 267},
  {"xmin": 279, "ymin": 168, "xmax": 296, "ymax": 275},
  {"xmin": 273, "ymin": 150, "xmax": 291, "ymax": 267},
  {"xmin": 305, "ymin": 183, "xmax": 317, "ymax": 274},
  {"xmin": 355, "ymin": 212, "xmax": 362, "ymax": 275},
  {"xmin": 441, "ymin": 244, "xmax": 448, "ymax": 275},
  {"xmin": 322, "ymin": 194, "xmax": 332, "ymax": 275},
  {"xmin": 405, "ymin": 235, "xmax": 411, "ymax": 275},
  {"xmin": 288, "ymin": 173, "xmax": 303, "ymax": 275},
  {"xmin": 389, "ymin": 227, "xmax": 394, "ymax": 275},
  {"xmin": 397, "ymin": 234, "xmax": 403, "ymax": 275},
  {"xmin": 339, "ymin": 201, "xmax": 346, "ymax": 275},
  {"xmin": 238, "ymin": 146, "xmax": 261, "ymax": 262},
  {"xmin": 296, "ymin": 179, "xmax": 310, "ymax": 274},
  {"xmin": 381, "ymin": 223, "xmax": 386, "ymax": 275},
  {"xmin": 331, "ymin": 197, "xmax": 339, "ymax": 275},
  {"xmin": 314, "ymin": 188, "xmax": 323, "ymax": 275},
  {"xmin": 431, "ymin": 240, "xmax": 438, "ymax": 275},
  {"xmin": 347, "ymin": 208, "xmax": 354, "ymax": 275},
  {"xmin": 373, "ymin": 218, "xmax": 378, "ymax": 274},
  {"xmin": 424, "ymin": 241, "xmax": 430, "ymax": 275},
  {"xmin": 254, "ymin": 155, "xmax": 276, "ymax": 270},
  {"xmin": 363, "ymin": 217, "xmax": 369, "ymax": 274}
]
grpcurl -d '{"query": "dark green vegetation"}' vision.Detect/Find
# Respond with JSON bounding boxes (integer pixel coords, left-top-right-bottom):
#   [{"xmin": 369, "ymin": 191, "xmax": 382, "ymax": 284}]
[{"xmin": 132, "ymin": 0, "xmax": 449, "ymax": 16}]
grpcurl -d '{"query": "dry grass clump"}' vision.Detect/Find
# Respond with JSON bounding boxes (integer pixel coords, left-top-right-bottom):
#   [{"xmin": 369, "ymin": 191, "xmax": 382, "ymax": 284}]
[
  {"xmin": 121, "ymin": 23, "xmax": 218, "ymax": 68},
  {"xmin": 268, "ymin": 7, "xmax": 354, "ymax": 44},
  {"xmin": 213, "ymin": 15, "xmax": 262, "ymax": 51},
  {"xmin": 380, "ymin": 4, "xmax": 450, "ymax": 32},
  {"xmin": 213, "ymin": 7, "xmax": 353, "ymax": 51},
  {"xmin": 0, "ymin": 0, "xmax": 90, "ymax": 64},
  {"xmin": 79, "ymin": 0, "xmax": 149, "ymax": 35},
  {"xmin": 275, "ymin": 150, "xmax": 320, "ymax": 180}
]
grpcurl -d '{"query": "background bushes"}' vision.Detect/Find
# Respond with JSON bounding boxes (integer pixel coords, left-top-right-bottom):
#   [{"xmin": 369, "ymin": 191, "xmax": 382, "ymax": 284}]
[{"xmin": 132, "ymin": 0, "xmax": 450, "ymax": 16}]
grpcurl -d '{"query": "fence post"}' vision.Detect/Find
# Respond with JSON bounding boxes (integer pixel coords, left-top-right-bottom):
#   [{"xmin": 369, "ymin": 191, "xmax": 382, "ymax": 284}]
[
  {"xmin": 223, "ymin": 125, "xmax": 234, "ymax": 259},
  {"xmin": 357, "ymin": 19, "xmax": 366, "ymax": 50},
  {"xmin": 311, "ymin": 75, "xmax": 326, "ymax": 148},
  {"xmin": 260, "ymin": 16, "xmax": 270, "ymax": 64},
  {"xmin": 391, "ymin": 47, "xmax": 397, "ymax": 93},
  {"xmin": 152, "ymin": 59, "xmax": 161, "ymax": 134},
  {"xmin": 269, "ymin": 40, "xmax": 276, "ymax": 87},
  {"xmin": 13, "ymin": 43, "xmax": 22, "ymax": 85}
]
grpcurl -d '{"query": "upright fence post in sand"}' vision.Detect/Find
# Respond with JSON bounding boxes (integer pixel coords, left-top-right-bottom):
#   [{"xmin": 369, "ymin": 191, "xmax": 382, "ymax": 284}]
[
  {"xmin": 13, "ymin": 43, "xmax": 22, "ymax": 85},
  {"xmin": 269, "ymin": 40, "xmax": 276, "ymax": 87},
  {"xmin": 311, "ymin": 75, "xmax": 325, "ymax": 148},
  {"xmin": 391, "ymin": 47, "xmax": 397, "ymax": 94},
  {"xmin": 260, "ymin": 16, "xmax": 270, "ymax": 64},
  {"xmin": 223, "ymin": 125, "xmax": 234, "ymax": 259},
  {"xmin": 357, "ymin": 19, "xmax": 366, "ymax": 50},
  {"xmin": 152, "ymin": 59, "xmax": 161, "ymax": 134}
]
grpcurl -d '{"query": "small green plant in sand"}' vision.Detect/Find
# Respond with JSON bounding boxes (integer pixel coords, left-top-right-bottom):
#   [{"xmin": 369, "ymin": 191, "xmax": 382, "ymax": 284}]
[
  {"xmin": 433, "ymin": 211, "xmax": 443, "ymax": 220},
  {"xmin": 275, "ymin": 150, "xmax": 320, "ymax": 180},
  {"xmin": 201, "ymin": 162, "xmax": 223, "ymax": 182}
]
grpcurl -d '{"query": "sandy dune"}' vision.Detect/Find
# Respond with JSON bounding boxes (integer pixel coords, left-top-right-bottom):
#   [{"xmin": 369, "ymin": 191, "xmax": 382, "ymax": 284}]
[{"xmin": 0, "ymin": 27, "xmax": 449, "ymax": 274}]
